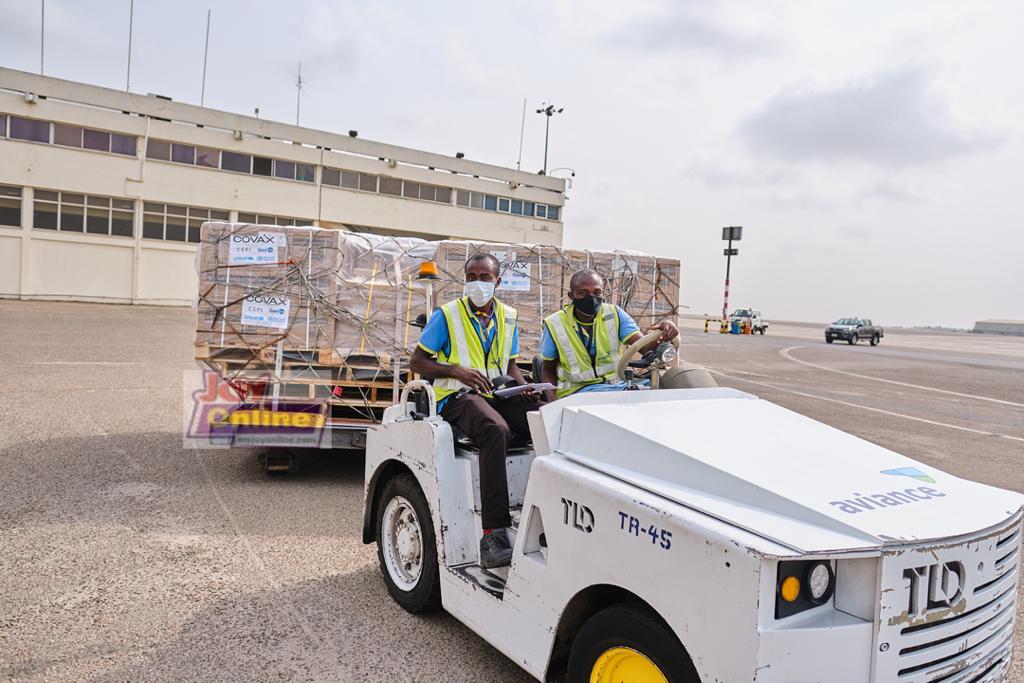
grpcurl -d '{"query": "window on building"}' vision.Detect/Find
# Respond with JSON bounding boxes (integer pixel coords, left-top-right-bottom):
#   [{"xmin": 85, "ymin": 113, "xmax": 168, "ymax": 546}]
[
  {"xmin": 340, "ymin": 171, "xmax": 359, "ymax": 189},
  {"xmin": 60, "ymin": 194, "xmax": 85, "ymax": 232},
  {"xmin": 111, "ymin": 199, "xmax": 134, "ymax": 236},
  {"xmin": 110, "ymin": 133, "xmax": 137, "ymax": 156},
  {"xmin": 171, "ymin": 143, "xmax": 195, "ymax": 165},
  {"xmin": 273, "ymin": 159, "xmax": 295, "ymax": 180},
  {"xmin": 166, "ymin": 205, "xmax": 187, "ymax": 241},
  {"xmin": 523, "ymin": 201, "xmax": 535, "ymax": 217},
  {"xmin": 86, "ymin": 196, "xmax": 111, "ymax": 234},
  {"xmin": 32, "ymin": 191, "xmax": 130, "ymax": 235},
  {"xmin": 0, "ymin": 114, "xmax": 6, "ymax": 137},
  {"xmin": 237, "ymin": 212, "xmax": 257, "ymax": 223},
  {"xmin": 195, "ymin": 146, "xmax": 219, "ymax": 168},
  {"xmin": 358, "ymin": 173, "xmax": 377, "ymax": 192},
  {"xmin": 470, "ymin": 192, "xmax": 483, "ymax": 209},
  {"xmin": 221, "ymin": 150, "xmax": 251, "ymax": 173},
  {"xmin": 484, "ymin": 195, "xmax": 497, "ymax": 211},
  {"xmin": 435, "ymin": 187, "xmax": 451, "ymax": 204},
  {"xmin": 498, "ymin": 197, "xmax": 510, "ymax": 213},
  {"xmin": 10, "ymin": 116, "xmax": 50, "ymax": 143},
  {"xmin": 146, "ymin": 139, "xmax": 171, "ymax": 161},
  {"xmin": 54, "ymin": 123, "xmax": 83, "ymax": 148},
  {"xmin": 34, "ymin": 190, "xmax": 58, "ymax": 229},
  {"xmin": 253, "ymin": 156, "xmax": 273, "ymax": 176},
  {"xmin": 0, "ymin": 185, "xmax": 21, "ymax": 227},
  {"xmin": 322, "ymin": 167, "xmax": 341, "ymax": 186},
  {"xmin": 144, "ymin": 202, "xmax": 226, "ymax": 242},
  {"xmin": 83, "ymin": 129, "xmax": 111, "ymax": 153},
  {"xmin": 536, "ymin": 204, "xmax": 547, "ymax": 219},
  {"xmin": 510, "ymin": 199, "xmax": 523, "ymax": 215},
  {"xmin": 455, "ymin": 190, "xmax": 470, "ymax": 207},
  {"xmin": 548, "ymin": 206, "xmax": 559, "ymax": 220},
  {"xmin": 379, "ymin": 177, "xmax": 402, "ymax": 196},
  {"xmin": 296, "ymin": 164, "xmax": 315, "ymax": 183}
]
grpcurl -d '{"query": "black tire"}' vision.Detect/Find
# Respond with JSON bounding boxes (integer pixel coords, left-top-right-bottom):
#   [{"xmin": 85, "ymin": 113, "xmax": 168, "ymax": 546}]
[
  {"xmin": 870, "ymin": 334, "xmax": 880, "ymax": 346},
  {"xmin": 848, "ymin": 333, "xmax": 858, "ymax": 345},
  {"xmin": 758, "ymin": 326, "xmax": 765, "ymax": 335},
  {"xmin": 825, "ymin": 334, "xmax": 833, "ymax": 344},
  {"xmin": 375, "ymin": 473, "xmax": 441, "ymax": 612},
  {"xmin": 567, "ymin": 604, "xmax": 699, "ymax": 683}
]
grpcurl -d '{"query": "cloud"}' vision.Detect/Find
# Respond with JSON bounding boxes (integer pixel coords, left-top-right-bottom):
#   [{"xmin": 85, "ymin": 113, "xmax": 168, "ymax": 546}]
[
  {"xmin": 682, "ymin": 160, "xmax": 798, "ymax": 188},
  {"xmin": 857, "ymin": 179, "xmax": 924, "ymax": 204},
  {"xmin": 609, "ymin": 3, "xmax": 771, "ymax": 58},
  {"xmin": 742, "ymin": 68, "xmax": 999, "ymax": 167}
]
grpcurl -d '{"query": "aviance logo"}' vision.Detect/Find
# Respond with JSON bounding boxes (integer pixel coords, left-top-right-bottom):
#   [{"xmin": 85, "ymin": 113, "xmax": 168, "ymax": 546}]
[
  {"xmin": 830, "ymin": 468, "xmax": 945, "ymax": 514},
  {"xmin": 881, "ymin": 467, "xmax": 936, "ymax": 483}
]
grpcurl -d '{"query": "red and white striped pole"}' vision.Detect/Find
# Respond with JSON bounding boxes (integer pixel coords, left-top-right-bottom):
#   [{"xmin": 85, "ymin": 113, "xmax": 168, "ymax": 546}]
[{"xmin": 722, "ymin": 277, "xmax": 729, "ymax": 322}]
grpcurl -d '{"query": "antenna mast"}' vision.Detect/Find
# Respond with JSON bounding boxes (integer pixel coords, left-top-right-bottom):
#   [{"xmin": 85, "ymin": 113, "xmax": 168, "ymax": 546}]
[{"xmin": 295, "ymin": 62, "xmax": 303, "ymax": 126}]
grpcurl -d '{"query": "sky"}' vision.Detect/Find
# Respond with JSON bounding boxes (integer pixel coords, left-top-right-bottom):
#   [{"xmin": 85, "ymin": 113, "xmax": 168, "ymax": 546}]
[{"xmin": 1, "ymin": 0, "xmax": 1021, "ymax": 328}]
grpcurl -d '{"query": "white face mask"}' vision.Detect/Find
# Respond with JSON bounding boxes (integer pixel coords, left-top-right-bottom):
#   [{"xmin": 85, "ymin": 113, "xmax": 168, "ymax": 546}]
[{"xmin": 463, "ymin": 281, "xmax": 496, "ymax": 307}]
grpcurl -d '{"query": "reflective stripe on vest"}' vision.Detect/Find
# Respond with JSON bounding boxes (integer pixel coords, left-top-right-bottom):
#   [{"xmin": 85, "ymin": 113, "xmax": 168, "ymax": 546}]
[
  {"xmin": 433, "ymin": 297, "xmax": 518, "ymax": 403},
  {"xmin": 544, "ymin": 303, "xmax": 620, "ymax": 398}
]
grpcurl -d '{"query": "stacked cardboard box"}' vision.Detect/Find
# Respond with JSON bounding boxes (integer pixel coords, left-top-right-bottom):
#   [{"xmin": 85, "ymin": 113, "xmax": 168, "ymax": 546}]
[
  {"xmin": 194, "ymin": 224, "xmax": 681, "ymax": 369},
  {"xmin": 195, "ymin": 222, "xmax": 342, "ymax": 354}
]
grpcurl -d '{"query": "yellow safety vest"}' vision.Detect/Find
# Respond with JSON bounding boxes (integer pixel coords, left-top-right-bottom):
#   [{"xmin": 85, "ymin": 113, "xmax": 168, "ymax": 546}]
[
  {"xmin": 432, "ymin": 297, "xmax": 518, "ymax": 403},
  {"xmin": 544, "ymin": 303, "xmax": 621, "ymax": 398}
]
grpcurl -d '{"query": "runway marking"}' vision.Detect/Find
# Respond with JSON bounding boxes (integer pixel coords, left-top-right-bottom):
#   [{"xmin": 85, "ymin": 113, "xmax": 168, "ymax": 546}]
[
  {"xmin": 779, "ymin": 346, "xmax": 1024, "ymax": 409},
  {"xmin": 710, "ymin": 369, "xmax": 1024, "ymax": 443}
]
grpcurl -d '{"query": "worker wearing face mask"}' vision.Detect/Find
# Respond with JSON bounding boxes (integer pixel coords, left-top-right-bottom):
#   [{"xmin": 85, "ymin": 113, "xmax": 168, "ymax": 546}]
[
  {"xmin": 540, "ymin": 268, "xmax": 678, "ymax": 401},
  {"xmin": 410, "ymin": 253, "xmax": 543, "ymax": 569}
]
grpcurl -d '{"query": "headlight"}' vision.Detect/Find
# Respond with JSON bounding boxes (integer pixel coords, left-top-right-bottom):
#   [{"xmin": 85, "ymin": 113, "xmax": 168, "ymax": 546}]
[{"xmin": 776, "ymin": 560, "xmax": 835, "ymax": 618}]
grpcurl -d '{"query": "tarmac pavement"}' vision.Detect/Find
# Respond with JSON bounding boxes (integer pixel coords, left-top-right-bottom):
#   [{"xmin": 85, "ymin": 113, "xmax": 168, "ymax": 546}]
[{"xmin": 1, "ymin": 300, "xmax": 1021, "ymax": 681}]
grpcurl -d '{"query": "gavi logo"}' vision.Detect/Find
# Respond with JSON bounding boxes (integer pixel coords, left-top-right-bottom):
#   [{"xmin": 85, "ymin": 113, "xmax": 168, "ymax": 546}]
[{"xmin": 829, "ymin": 468, "xmax": 945, "ymax": 514}]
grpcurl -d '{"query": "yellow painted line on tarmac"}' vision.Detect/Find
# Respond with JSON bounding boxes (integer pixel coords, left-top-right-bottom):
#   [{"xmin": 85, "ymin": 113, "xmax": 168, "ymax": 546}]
[
  {"xmin": 710, "ymin": 369, "xmax": 1024, "ymax": 444},
  {"xmin": 779, "ymin": 346, "xmax": 1024, "ymax": 409}
]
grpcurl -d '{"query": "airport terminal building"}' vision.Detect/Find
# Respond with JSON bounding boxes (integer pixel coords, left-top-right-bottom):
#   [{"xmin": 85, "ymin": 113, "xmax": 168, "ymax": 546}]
[{"xmin": 0, "ymin": 67, "xmax": 566, "ymax": 305}]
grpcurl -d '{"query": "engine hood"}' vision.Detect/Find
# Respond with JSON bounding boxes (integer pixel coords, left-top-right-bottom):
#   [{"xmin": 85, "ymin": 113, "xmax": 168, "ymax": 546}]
[{"xmin": 531, "ymin": 389, "xmax": 1023, "ymax": 554}]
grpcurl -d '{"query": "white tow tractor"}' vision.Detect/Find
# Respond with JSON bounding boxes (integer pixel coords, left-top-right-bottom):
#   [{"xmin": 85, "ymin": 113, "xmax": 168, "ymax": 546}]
[{"xmin": 361, "ymin": 331, "xmax": 1022, "ymax": 682}]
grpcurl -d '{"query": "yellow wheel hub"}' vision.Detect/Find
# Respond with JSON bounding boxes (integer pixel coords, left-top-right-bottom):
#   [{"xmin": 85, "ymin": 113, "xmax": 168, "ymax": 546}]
[{"xmin": 590, "ymin": 646, "xmax": 667, "ymax": 683}]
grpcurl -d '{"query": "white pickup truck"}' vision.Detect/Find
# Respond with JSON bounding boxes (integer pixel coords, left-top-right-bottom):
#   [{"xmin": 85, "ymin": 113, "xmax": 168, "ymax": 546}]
[
  {"xmin": 731, "ymin": 308, "xmax": 768, "ymax": 334},
  {"xmin": 362, "ymin": 357, "xmax": 1021, "ymax": 681}
]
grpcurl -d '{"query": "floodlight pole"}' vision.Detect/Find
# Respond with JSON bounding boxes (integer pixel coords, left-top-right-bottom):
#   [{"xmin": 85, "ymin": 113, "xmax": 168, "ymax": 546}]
[{"xmin": 536, "ymin": 103, "xmax": 563, "ymax": 175}]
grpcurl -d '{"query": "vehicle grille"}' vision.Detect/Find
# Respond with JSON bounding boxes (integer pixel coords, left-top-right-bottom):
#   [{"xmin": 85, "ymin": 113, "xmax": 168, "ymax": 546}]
[{"xmin": 876, "ymin": 516, "xmax": 1021, "ymax": 682}]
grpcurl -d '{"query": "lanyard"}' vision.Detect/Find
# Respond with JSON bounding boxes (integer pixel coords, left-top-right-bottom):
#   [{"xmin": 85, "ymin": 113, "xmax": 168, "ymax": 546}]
[{"xmin": 459, "ymin": 299, "xmax": 495, "ymax": 368}]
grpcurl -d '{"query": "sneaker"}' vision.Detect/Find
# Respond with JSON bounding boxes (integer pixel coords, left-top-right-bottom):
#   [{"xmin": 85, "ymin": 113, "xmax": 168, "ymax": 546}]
[{"xmin": 479, "ymin": 528, "xmax": 513, "ymax": 569}]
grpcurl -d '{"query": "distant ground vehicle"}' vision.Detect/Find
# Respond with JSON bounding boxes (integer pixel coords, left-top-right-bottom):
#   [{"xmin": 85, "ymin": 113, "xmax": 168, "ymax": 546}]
[
  {"xmin": 730, "ymin": 308, "xmax": 768, "ymax": 334},
  {"xmin": 362, "ymin": 335, "xmax": 1022, "ymax": 682},
  {"xmin": 826, "ymin": 318, "xmax": 884, "ymax": 346}
]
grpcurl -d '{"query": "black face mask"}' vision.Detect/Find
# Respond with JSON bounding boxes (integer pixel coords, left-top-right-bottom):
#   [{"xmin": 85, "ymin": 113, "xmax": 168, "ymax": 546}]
[{"xmin": 572, "ymin": 294, "xmax": 603, "ymax": 316}]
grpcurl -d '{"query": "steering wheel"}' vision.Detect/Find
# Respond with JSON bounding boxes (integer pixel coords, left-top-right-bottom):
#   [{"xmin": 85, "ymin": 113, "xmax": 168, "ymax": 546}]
[{"xmin": 615, "ymin": 330, "xmax": 679, "ymax": 381}]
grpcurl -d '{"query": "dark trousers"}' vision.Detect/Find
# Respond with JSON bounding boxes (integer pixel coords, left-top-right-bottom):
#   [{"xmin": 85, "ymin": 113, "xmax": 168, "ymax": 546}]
[{"xmin": 441, "ymin": 393, "xmax": 544, "ymax": 529}]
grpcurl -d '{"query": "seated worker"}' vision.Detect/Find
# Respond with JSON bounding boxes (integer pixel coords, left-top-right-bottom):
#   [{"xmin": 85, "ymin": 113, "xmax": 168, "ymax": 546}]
[
  {"xmin": 410, "ymin": 253, "xmax": 543, "ymax": 569},
  {"xmin": 540, "ymin": 268, "xmax": 678, "ymax": 401}
]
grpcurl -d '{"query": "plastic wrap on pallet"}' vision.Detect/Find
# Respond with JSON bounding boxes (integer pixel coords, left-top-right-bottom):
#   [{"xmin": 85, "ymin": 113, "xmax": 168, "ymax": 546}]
[
  {"xmin": 195, "ymin": 222, "xmax": 341, "ymax": 352},
  {"xmin": 193, "ymin": 224, "xmax": 680, "ymax": 421}
]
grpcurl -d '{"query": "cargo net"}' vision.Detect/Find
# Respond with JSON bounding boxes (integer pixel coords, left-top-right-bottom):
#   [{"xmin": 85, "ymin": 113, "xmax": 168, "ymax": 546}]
[{"xmin": 194, "ymin": 223, "xmax": 681, "ymax": 425}]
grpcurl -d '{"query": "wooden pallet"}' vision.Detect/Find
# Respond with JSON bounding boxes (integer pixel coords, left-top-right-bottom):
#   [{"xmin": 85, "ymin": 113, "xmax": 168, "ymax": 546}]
[{"xmin": 195, "ymin": 344, "xmax": 396, "ymax": 371}]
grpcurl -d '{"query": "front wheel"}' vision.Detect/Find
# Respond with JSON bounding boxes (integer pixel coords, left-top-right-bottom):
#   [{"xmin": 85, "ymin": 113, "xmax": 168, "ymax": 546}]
[
  {"xmin": 758, "ymin": 326, "xmax": 765, "ymax": 335},
  {"xmin": 825, "ymin": 334, "xmax": 833, "ymax": 344},
  {"xmin": 567, "ymin": 604, "xmax": 699, "ymax": 683},
  {"xmin": 376, "ymin": 473, "xmax": 441, "ymax": 612},
  {"xmin": 870, "ymin": 334, "xmax": 880, "ymax": 346},
  {"xmin": 848, "ymin": 333, "xmax": 858, "ymax": 345}
]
